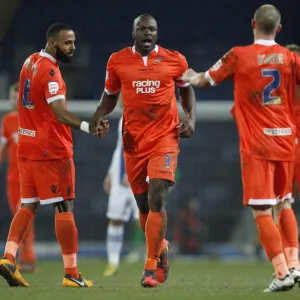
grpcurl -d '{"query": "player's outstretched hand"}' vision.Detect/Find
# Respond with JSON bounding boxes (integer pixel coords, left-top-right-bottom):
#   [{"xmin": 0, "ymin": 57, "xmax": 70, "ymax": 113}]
[
  {"xmin": 89, "ymin": 117, "xmax": 110, "ymax": 138},
  {"xmin": 181, "ymin": 69, "xmax": 199, "ymax": 85},
  {"xmin": 97, "ymin": 119, "xmax": 110, "ymax": 137},
  {"xmin": 177, "ymin": 117, "xmax": 195, "ymax": 138}
]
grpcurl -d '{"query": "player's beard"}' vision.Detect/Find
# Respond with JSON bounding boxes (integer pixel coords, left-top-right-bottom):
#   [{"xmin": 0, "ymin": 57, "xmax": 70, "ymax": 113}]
[{"xmin": 55, "ymin": 45, "xmax": 73, "ymax": 63}]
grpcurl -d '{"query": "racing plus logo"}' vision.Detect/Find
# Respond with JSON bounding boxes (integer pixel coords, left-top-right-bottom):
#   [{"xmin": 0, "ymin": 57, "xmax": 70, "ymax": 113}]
[{"xmin": 132, "ymin": 80, "xmax": 160, "ymax": 94}]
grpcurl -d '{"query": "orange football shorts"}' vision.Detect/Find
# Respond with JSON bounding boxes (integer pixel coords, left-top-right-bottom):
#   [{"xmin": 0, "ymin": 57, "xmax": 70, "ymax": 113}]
[
  {"xmin": 240, "ymin": 152, "xmax": 293, "ymax": 206},
  {"xmin": 125, "ymin": 146, "xmax": 179, "ymax": 194},
  {"xmin": 19, "ymin": 157, "xmax": 75, "ymax": 205}
]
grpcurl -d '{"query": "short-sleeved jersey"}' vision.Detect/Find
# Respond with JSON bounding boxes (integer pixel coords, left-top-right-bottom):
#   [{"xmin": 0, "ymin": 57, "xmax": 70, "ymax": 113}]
[
  {"xmin": 206, "ymin": 40, "xmax": 300, "ymax": 161},
  {"xmin": 105, "ymin": 45, "xmax": 189, "ymax": 157},
  {"xmin": 294, "ymin": 86, "xmax": 300, "ymax": 137},
  {"xmin": 294, "ymin": 86, "xmax": 300, "ymax": 163},
  {"xmin": 1, "ymin": 111, "xmax": 19, "ymax": 182},
  {"xmin": 18, "ymin": 50, "xmax": 73, "ymax": 160}
]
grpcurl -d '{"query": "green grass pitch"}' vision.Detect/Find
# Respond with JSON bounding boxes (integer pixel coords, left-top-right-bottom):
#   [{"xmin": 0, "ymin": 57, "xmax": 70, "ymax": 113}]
[{"xmin": 0, "ymin": 260, "xmax": 299, "ymax": 299}]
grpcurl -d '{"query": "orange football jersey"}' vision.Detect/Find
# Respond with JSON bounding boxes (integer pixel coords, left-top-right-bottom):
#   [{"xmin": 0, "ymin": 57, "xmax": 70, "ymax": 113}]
[
  {"xmin": 105, "ymin": 45, "xmax": 189, "ymax": 157},
  {"xmin": 18, "ymin": 50, "xmax": 73, "ymax": 160},
  {"xmin": 294, "ymin": 86, "xmax": 300, "ymax": 163},
  {"xmin": 206, "ymin": 40, "xmax": 300, "ymax": 161},
  {"xmin": 294, "ymin": 86, "xmax": 300, "ymax": 137},
  {"xmin": 1, "ymin": 111, "xmax": 19, "ymax": 182}
]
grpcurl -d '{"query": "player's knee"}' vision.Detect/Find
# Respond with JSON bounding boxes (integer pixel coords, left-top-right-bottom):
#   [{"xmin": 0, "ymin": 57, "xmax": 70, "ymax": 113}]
[
  {"xmin": 276, "ymin": 198, "xmax": 292, "ymax": 213},
  {"xmin": 21, "ymin": 202, "xmax": 40, "ymax": 214},
  {"xmin": 148, "ymin": 179, "xmax": 169, "ymax": 212},
  {"xmin": 282, "ymin": 198, "xmax": 292, "ymax": 209},
  {"xmin": 134, "ymin": 191, "xmax": 149, "ymax": 214},
  {"xmin": 251, "ymin": 205, "xmax": 273, "ymax": 218},
  {"xmin": 53, "ymin": 199, "xmax": 74, "ymax": 214}
]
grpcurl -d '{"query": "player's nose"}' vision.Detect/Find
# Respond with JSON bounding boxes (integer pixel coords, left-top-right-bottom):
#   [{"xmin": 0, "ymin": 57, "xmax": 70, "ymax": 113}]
[
  {"xmin": 70, "ymin": 43, "xmax": 75, "ymax": 51},
  {"xmin": 143, "ymin": 28, "xmax": 152, "ymax": 35}
]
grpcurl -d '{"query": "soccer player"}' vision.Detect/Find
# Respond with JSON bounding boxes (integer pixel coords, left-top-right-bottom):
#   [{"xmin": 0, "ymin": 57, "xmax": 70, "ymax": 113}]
[
  {"xmin": 103, "ymin": 111, "xmax": 141, "ymax": 276},
  {"xmin": 90, "ymin": 14, "xmax": 196, "ymax": 287},
  {"xmin": 0, "ymin": 82, "xmax": 37, "ymax": 272},
  {"xmin": 286, "ymin": 45, "xmax": 300, "ymax": 199},
  {"xmin": 0, "ymin": 23, "xmax": 108, "ymax": 288},
  {"xmin": 182, "ymin": 4, "xmax": 300, "ymax": 292}
]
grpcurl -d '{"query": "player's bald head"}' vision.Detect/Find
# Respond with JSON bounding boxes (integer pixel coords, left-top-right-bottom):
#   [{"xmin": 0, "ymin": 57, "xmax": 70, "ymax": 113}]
[
  {"xmin": 253, "ymin": 5, "xmax": 281, "ymax": 35},
  {"xmin": 133, "ymin": 14, "xmax": 157, "ymax": 32}
]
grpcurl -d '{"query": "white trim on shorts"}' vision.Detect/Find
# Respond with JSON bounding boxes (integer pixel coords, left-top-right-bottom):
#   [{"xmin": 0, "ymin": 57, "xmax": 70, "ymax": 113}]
[
  {"xmin": 40, "ymin": 196, "xmax": 64, "ymax": 205},
  {"xmin": 248, "ymin": 193, "xmax": 293, "ymax": 206},
  {"xmin": 21, "ymin": 196, "xmax": 64, "ymax": 205},
  {"xmin": 280, "ymin": 193, "xmax": 292, "ymax": 202},
  {"xmin": 21, "ymin": 197, "xmax": 40, "ymax": 204},
  {"xmin": 248, "ymin": 199, "xmax": 277, "ymax": 205}
]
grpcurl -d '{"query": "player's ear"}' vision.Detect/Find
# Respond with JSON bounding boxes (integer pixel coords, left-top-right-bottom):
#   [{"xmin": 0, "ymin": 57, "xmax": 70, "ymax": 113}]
[
  {"xmin": 251, "ymin": 19, "xmax": 256, "ymax": 30},
  {"xmin": 48, "ymin": 38, "xmax": 56, "ymax": 48},
  {"xmin": 132, "ymin": 31, "xmax": 135, "ymax": 40},
  {"xmin": 276, "ymin": 24, "xmax": 282, "ymax": 33}
]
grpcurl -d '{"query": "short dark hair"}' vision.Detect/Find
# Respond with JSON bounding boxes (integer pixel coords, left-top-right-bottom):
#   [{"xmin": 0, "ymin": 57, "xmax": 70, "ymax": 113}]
[
  {"xmin": 46, "ymin": 23, "xmax": 72, "ymax": 39},
  {"xmin": 254, "ymin": 5, "xmax": 281, "ymax": 35},
  {"xmin": 286, "ymin": 44, "xmax": 300, "ymax": 55}
]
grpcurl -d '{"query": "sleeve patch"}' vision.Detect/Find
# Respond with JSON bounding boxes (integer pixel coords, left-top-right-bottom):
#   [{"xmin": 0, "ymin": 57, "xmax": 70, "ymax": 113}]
[{"xmin": 48, "ymin": 81, "xmax": 59, "ymax": 95}]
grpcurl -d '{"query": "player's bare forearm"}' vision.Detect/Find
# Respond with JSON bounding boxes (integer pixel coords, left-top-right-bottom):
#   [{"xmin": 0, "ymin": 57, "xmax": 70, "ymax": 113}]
[
  {"xmin": 49, "ymin": 100, "xmax": 82, "ymax": 129},
  {"xmin": 179, "ymin": 85, "xmax": 196, "ymax": 121},
  {"xmin": 191, "ymin": 72, "xmax": 210, "ymax": 87},
  {"xmin": 89, "ymin": 92, "xmax": 119, "ymax": 135},
  {"xmin": 182, "ymin": 70, "xmax": 211, "ymax": 88},
  {"xmin": 95, "ymin": 92, "xmax": 119, "ymax": 117},
  {"xmin": 54, "ymin": 110, "xmax": 82, "ymax": 129},
  {"xmin": 0, "ymin": 142, "xmax": 8, "ymax": 165},
  {"xmin": 177, "ymin": 85, "xmax": 196, "ymax": 138}
]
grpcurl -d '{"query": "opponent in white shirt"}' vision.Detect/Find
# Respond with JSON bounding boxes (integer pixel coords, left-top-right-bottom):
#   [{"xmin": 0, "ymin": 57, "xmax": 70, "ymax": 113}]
[{"xmin": 102, "ymin": 115, "xmax": 140, "ymax": 276}]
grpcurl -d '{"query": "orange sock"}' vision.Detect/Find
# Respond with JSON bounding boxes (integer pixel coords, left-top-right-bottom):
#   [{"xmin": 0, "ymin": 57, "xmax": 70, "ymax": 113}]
[
  {"xmin": 139, "ymin": 211, "xmax": 148, "ymax": 232},
  {"xmin": 145, "ymin": 210, "xmax": 167, "ymax": 270},
  {"xmin": 255, "ymin": 214, "xmax": 289, "ymax": 278},
  {"xmin": 279, "ymin": 208, "xmax": 300, "ymax": 270},
  {"xmin": 272, "ymin": 253, "xmax": 290, "ymax": 279},
  {"xmin": 19, "ymin": 222, "xmax": 36, "ymax": 264},
  {"xmin": 4, "ymin": 208, "xmax": 35, "ymax": 264},
  {"xmin": 55, "ymin": 212, "xmax": 79, "ymax": 278}
]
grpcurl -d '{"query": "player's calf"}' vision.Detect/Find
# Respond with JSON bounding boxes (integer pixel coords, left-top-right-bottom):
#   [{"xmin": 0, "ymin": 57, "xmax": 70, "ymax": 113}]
[
  {"xmin": 276, "ymin": 200, "xmax": 300, "ymax": 271},
  {"xmin": 54, "ymin": 200, "xmax": 93, "ymax": 287},
  {"xmin": 140, "ymin": 179, "xmax": 169, "ymax": 287},
  {"xmin": 253, "ymin": 206, "xmax": 291, "ymax": 284}
]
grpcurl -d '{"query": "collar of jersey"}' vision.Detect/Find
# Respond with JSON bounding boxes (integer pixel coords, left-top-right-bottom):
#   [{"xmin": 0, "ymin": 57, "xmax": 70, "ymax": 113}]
[
  {"xmin": 132, "ymin": 45, "xmax": 158, "ymax": 56},
  {"xmin": 254, "ymin": 39, "xmax": 276, "ymax": 46},
  {"xmin": 39, "ymin": 50, "xmax": 57, "ymax": 64}
]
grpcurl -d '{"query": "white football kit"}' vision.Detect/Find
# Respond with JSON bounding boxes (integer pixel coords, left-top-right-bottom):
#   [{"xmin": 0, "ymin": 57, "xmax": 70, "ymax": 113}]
[{"xmin": 106, "ymin": 117, "xmax": 139, "ymax": 221}]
